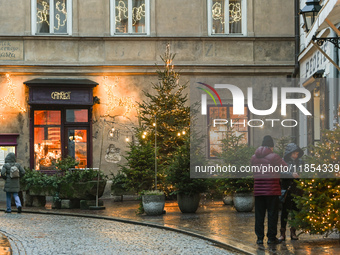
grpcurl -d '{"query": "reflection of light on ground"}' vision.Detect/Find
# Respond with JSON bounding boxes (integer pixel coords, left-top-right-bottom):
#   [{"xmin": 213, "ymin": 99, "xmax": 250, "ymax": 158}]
[
  {"xmin": 1, "ymin": 199, "xmax": 339, "ymax": 255},
  {"xmin": 0, "ymin": 234, "xmax": 11, "ymax": 255}
]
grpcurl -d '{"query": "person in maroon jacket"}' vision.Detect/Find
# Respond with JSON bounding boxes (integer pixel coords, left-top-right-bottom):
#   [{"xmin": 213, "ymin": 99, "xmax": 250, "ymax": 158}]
[{"xmin": 251, "ymin": 135, "xmax": 287, "ymax": 245}]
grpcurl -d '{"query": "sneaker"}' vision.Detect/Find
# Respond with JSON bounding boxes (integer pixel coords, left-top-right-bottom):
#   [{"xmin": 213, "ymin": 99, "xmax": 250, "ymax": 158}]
[
  {"xmin": 267, "ymin": 238, "xmax": 280, "ymax": 244},
  {"xmin": 5, "ymin": 210, "xmax": 11, "ymax": 213},
  {"xmin": 17, "ymin": 207, "xmax": 22, "ymax": 213},
  {"xmin": 256, "ymin": 239, "xmax": 264, "ymax": 245}
]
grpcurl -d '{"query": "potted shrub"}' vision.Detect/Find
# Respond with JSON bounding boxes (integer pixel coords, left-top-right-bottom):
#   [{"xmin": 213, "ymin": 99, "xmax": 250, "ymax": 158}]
[
  {"xmin": 119, "ymin": 140, "xmax": 156, "ymax": 194},
  {"xmin": 21, "ymin": 164, "xmax": 108, "ymax": 208},
  {"xmin": 53, "ymin": 155, "xmax": 79, "ymax": 171},
  {"xmin": 222, "ymin": 191, "xmax": 234, "ymax": 205},
  {"xmin": 214, "ymin": 125, "xmax": 255, "ymax": 212},
  {"xmin": 58, "ymin": 168, "xmax": 107, "ymax": 200},
  {"xmin": 166, "ymin": 134, "xmax": 208, "ymax": 213},
  {"xmin": 141, "ymin": 190, "xmax": 166, "ymax": 216},
  {"xmin": 225, "ymin": 178, "xmax": 254, "ymax": 212}
]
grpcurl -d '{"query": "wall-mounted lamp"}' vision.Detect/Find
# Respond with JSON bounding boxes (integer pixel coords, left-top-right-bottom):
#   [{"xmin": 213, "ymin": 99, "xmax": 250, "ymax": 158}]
[
  {"xmin": 299, "ymin": 0, "xmax": 322, "ymax": 32},
  {"xmin": 93, "ymin": 96, "xmax": 100, "ymax": 105},
  {"xmin": 300, "ymin": 1, "xmax": 340, "ymax": 49}
]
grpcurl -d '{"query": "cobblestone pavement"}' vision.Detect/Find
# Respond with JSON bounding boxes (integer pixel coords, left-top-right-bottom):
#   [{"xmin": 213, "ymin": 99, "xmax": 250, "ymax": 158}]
[{"xmin": 0, "ymin": 213, "xmax": 234, "ymax": 255}]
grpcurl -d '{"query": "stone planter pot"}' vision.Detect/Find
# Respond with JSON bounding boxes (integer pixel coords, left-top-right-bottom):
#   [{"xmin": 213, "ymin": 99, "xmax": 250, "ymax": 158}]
[
  {"xmin": 59, "ymin": 180, "xmax": 107, "ymax": 200},
  {"xmin": 233, "ymin": 192, "xmax": 254, "ymax": 212},
  {"xmin": 28, "ymin": 187, "xmax": 56, "ymax": 196},
  {"xmin": 177, "ymin": 193, "xmax": 200, "ymax": 213},
  {"xmin": 222, "ymin": 194, "xmax": 233, "ymax": 205},
  {"xmin": 142, "ymin": 194, "xmax": 165, "ymax": 216}
]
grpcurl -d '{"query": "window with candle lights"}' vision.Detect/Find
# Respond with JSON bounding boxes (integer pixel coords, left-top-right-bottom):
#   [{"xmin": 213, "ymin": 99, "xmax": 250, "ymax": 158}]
[
  {"xmin": 111, "ymin": 0, "xmax": 150, "ymax": 35},
  {"xmin": 32, "ymin": 0, "xmax": 72, "ymax": 35},
  {"xmin": 208, "ymin": 0, "xmax": 246, "ymax": 36}
]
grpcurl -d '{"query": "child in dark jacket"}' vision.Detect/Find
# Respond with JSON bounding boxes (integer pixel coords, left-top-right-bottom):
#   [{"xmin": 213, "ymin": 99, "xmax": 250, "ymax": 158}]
[{"xmin": 278, "ymin": 143, "xmax": 303, "ymax": 241}]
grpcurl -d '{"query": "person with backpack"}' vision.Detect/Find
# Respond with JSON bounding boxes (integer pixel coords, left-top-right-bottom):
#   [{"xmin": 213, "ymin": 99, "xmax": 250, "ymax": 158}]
[{"xmin": 1, "ymin": 152, "xmax": 25, "ymax": 213}]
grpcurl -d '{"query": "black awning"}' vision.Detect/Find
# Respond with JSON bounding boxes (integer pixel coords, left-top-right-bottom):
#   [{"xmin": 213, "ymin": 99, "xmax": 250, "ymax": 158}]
[
  {"xmin": 24, "ymin": 78, "xmax": 98, "ymax": 88},
  {"xmin": 25, "ymin": 78, "xmax": 98, "ymax": 105}
]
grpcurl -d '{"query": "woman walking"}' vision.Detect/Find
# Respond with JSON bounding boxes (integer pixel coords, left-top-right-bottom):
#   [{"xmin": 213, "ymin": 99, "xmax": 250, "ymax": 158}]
[{"xmin": 1, "ymin": 153, "xmax": 25, "ymax": 213}]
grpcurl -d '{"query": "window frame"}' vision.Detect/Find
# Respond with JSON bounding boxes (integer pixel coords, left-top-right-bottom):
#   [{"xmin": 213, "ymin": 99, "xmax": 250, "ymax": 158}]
[
  {"xmin": 207, "ymin": 0, "xmax": 247, "ymax": 36},
  {"xmin": 31, "ymin": 0, "xmax": 73, "ymax": 35},
  {"xmin": 0, "ymin": 134, "xmax": 19, "ymax": 168},
  {"xmin": 30, "ymin": 106, "xmax": 92, "ymax": 170},
  {"xmin": 110, "ymin": 0, "xmax": 150, "ymax": 36},
  {"xmin": 207, "ymin": 104, "xmax": 250, "ymax": 159}
]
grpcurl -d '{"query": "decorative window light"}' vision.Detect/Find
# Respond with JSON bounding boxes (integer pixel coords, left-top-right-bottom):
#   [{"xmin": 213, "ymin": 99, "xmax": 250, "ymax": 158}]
[
  {"xmin": 110, "ymin": 0, "xmax": 150, "ymax": 35},
  {"xmin": 208, "ymin": 0, "xmax": 247, "ymax": 36},
  {"xmin": 31, "ymin": 0, "xmax": 72, "ymax": 35}
]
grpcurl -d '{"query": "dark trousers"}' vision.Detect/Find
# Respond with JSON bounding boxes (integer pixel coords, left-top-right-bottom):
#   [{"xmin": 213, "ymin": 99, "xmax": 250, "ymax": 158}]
[
  {"xmin": 255, "ymin": 196, "xmax": 279, "ymax": 241},
  {"xmin": 280, "ymin": 193, "xmax": 298, "ymax": 229}
]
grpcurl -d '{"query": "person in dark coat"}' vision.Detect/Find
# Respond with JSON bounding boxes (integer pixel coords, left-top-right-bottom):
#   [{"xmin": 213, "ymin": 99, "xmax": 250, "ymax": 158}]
[
  {"xmin": 251, "ymin": 135, "xmax": 287, "ymax": 245},
  {"xmin": 1, "ymin": 153, "xmax": 25, "ymax": 213},
  {"xmin": 278, "ymin": 143, "xmax": 303, "ymax": 242}
]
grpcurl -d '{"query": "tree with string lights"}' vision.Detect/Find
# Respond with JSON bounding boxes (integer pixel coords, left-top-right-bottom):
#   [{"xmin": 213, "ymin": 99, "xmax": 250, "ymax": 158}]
[
  {"xmin": 291, "ymin": 126, "xmax": 340, "ymax": 236},
  {"xmin": 120, "ymin": 44, "xmax": 190, "ymax": 191},
  {"xmin": 138, "ymin": 43, "xmax": 190, "ymax": 170}
]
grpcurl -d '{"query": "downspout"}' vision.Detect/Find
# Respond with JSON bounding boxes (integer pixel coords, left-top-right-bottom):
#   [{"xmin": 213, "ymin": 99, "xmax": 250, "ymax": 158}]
[
  {"xmin": 336, "ymin": 27, "xmax": 339, "ymax": 126},
  {"xmin": 292, "ymin": 0, "xmax": 300, "ymax": 143},
  {"xmin": 292, "ymin": 0, "xmax": 300, "ymax": 78}
]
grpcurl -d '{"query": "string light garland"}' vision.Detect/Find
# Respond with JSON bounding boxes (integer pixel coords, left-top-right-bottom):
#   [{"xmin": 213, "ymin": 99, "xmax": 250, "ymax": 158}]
[
  {"xmin": 37, "ymin": 1, "xmax": 50, "ymax": 25},
  {"xmin": 0, "ymin": 74, "xmax": 26, "ymax": 117},
  {"xmin": 103, "ymin": 76, "xmax": 136, "ymax": 117},
  {"xmin": 55, "ymin": 0, "xmax": 67, "ymax": 31},
  {"xmin": 212, "ymin": 2, "xmax": 242, "ymax": 25},
  {"xmin": 291, "ymin": 125, "xmax": 340, "ymax": 236},
  {"xmin": 115, "ymin": 0, "xmax": 145, "ymax": 25},
  {"xmin": 37, "ymin": 0, "xmax": 67, "ymax": 31}
]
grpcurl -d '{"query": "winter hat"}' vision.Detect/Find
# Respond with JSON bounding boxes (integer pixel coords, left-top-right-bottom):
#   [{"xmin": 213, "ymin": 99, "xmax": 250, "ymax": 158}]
[{"xmin": 261, "ymin": 135, "xmax": 274, "ymax": 147}]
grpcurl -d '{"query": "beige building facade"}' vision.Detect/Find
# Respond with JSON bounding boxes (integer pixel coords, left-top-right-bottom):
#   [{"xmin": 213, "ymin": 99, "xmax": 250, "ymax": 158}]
[{"xmin": 0, "ymin": 0, "xmax": 295, "ymax": 175}]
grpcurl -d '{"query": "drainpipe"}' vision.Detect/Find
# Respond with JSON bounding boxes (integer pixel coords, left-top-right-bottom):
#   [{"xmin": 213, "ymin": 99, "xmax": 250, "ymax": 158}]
[
  {"xmin": 292, "ymin": 0, "xmax": 300, "ymax": 143},
  {"xmin": 292, "ymin": 0, "xmax": 300, "ymax": 78},
  {"xmin": 335, "ymin": 29, "xmax": 339, "ymax": 126}
]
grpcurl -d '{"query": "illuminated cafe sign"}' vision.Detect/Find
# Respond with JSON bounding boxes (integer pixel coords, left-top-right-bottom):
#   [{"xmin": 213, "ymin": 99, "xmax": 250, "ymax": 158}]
[
  {"xmin": 25, "ymin": 78, "xmax": 98, "ymax": 105},
  {"xmin": 51, "ymin": 91, "xmax": 71, "ymax": 100}
]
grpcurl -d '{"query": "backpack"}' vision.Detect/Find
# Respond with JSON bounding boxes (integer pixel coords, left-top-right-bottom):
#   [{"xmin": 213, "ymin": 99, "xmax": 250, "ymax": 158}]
[{"xmin": 10, "ymin": 165, "xmax": 20, "ymax": 178}]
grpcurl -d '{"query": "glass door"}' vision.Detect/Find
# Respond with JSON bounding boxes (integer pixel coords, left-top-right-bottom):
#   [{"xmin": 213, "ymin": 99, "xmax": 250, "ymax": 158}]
[{"xmin": 66, "ymin": 128, "xmax": 88, "ymax": 169}]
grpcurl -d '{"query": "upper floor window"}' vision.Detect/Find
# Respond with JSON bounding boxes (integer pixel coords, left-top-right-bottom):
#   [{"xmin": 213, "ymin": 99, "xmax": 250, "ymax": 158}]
[
  {"xmin": 110, "ymin": 0, "xmax": 150, "ymax": 35},
  {"xmin": 208, "ymin": 105, "xmax": 249, "ymax": 158},
  {"xmin": 31, "ymin": 0, "xmax": 72, "ymax": 35},
  {"xmin": 208, "ymin": 0, "xmax": 246, "ymax": 36}
]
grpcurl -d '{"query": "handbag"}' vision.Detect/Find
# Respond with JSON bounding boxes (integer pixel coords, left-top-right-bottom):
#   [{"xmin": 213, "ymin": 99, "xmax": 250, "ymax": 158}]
[{"xmin": 279, "ymin": 186, "xmax": 291, "ymax": 203}]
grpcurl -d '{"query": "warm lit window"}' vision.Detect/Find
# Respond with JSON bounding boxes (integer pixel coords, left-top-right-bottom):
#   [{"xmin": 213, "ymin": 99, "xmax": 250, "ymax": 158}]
[
  {"xmin": 0, "ymin": 134, "xmax": 19, "ymax": 168},
  {"xmin": 31, "ymin": 0, "xmax": 72, "ymax": 35},
  {"xmin": 66, "ymin": 109, "xmax": 88, "ymax": 123},
  {"xmin": 208, "ymin": 0, "xmax": 247, "ymax": 35},
  {"xmin": 208, "ymin": 105, "xmax": 249, "ymax": 158},
  {"xmin": 32, "ymin": 109, "xmax": 90, "ymax": 170},
  {"xmin": 110, "ymin": 0, "xmax": 150, "ymax": 35},
  {"xmin": 0, "ymin": 146, "xmax": 15, "ymax": 169},
  {"xmin": 34, "ymin": 110, "xmax": 62, "ymax": 170}
]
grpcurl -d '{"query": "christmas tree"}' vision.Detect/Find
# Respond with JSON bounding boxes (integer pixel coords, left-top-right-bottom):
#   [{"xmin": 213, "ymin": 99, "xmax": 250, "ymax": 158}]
[
  {"xmin": 214, "ymin": 124, "xmax": 255, "ymax": 193},
  {"xmin": 291, "ymin": 126, "xmax": 340, "ymax": 236},
  {"xmin": 138, "ymin": 43, "xmax": 190, "ymax": 170},
  {"xmin": 119, "ymin": 140, "xmax": 155, "ymax": 193}
]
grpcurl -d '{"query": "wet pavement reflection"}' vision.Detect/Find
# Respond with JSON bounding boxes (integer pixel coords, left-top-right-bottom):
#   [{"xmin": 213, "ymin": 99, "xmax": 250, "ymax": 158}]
[
  {"xmin": 0, "ymin": 234, "xmax": 11, "ymax": 255},
  {"xmin": 1, "ymin": 198, "xmax": 339, "ymax": 255}
]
